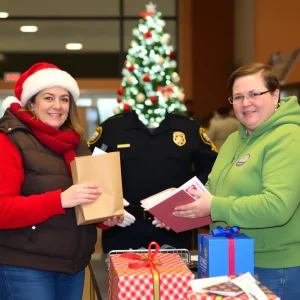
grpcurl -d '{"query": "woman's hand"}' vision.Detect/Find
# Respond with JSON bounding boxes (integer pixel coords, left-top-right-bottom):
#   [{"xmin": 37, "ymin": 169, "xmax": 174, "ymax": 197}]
[
  {"xmin": 173, "ymin": 190, "xmax": 213, "ymax": 218},
  {"xmin": 61, "ymin": 184, "xmax": 102, "ymax": 208},
  {"xmin": 103, "ymin": 216, "xmax": 124, "ymax": 227}
]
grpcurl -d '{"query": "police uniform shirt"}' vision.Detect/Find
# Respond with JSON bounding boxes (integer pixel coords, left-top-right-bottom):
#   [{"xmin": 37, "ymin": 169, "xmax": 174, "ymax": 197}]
[
  {"xmin": 88, "ymin": 110, "xmax": 217, "ymax": 251},
  {"xmin": 89, "ymin": 110, "xmax": 217, "ymax": 205}
]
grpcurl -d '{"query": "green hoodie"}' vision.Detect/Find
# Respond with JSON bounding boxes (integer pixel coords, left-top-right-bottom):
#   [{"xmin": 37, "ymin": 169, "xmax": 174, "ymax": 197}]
[{"xmin": 207, "ymin": 96, "xmax": 300, "ymax": 268}]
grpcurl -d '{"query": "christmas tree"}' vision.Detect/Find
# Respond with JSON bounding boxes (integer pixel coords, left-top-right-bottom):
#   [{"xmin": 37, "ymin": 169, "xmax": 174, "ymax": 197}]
[{"xmin": 114, "ymin": 2, "xmax": 186, "ymax": 128}]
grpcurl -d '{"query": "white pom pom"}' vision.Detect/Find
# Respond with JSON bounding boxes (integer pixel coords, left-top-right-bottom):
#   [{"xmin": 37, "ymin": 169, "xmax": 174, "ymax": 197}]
[{"xmin": 2, "ymin": 96, "xmax": 20, "ymax": 113}]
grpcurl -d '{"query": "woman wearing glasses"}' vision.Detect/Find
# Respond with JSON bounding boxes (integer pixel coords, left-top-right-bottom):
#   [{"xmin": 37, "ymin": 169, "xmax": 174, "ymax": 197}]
[{"xmin": 172, "ymin": 63, "xmax": 300, "ymax": 299}]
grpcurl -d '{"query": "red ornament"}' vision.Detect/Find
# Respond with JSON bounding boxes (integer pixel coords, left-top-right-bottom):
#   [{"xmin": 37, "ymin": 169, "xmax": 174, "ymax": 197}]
[
  {"xmin": 123, "ymin": 103, "xmax": 130, "ymax": 111},
  {"xmin": 128, "ymin": 65, "xmax": 135, "ymax": 72},
  {"xmin": 143, "ymin": 30, "xmax": 152, "ymax": 39},
  {"xmin": 117, "ymin": 98, "xmax": 122, "ymax": 103},
  {"xmin": 117, "ymin": 87, "xmax": 124, "ymax": 95},
  {"xmin": 143, "ymin": 74, "xmax": 150, "ymax": 82},
  {"xmin": 166, "ymin": 51, "xmax": 173, "ymax": 57},
  {"xmin": 150, "ymin": 95, "xmax": 157, "ymax": 103}
]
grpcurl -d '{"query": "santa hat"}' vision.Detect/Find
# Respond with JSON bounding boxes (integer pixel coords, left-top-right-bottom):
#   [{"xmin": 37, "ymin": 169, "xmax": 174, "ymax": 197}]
[{"xmin": 2, "ymin": 62, "xmax": 80, "ymax": 113}]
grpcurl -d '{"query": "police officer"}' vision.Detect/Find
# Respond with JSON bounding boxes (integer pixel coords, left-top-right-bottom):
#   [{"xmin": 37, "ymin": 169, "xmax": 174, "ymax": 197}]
[{"xmin": 88, "ymin": 110, "xmax": 217, "ymax": 252}]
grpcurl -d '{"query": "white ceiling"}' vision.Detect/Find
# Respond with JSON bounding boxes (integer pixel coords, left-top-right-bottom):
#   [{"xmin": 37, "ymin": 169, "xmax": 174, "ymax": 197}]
[{"xmin": 0, "ymin": 0, "xmax": 177, "ymax": 52}]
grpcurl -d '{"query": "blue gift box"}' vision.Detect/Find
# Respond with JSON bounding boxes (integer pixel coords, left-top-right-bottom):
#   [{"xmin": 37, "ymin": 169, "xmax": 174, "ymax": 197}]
[{"xmin": 197, "ymin": 226, "xmax": 254, "ymax": 278}]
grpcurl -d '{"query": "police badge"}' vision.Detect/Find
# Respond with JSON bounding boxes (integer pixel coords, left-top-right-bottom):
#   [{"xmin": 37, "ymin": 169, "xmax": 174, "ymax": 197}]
[{"xmin": 173, "ymin": 131, "xmax": 186, "ymax": 147}]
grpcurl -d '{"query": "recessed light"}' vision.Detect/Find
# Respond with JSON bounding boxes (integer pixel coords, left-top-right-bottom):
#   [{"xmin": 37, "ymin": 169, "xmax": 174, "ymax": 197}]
[
  {"xmin": 20, "ymin": 26, "xmax": 38, "ymax": 33},
  {"xmin": 0, "ymin": 12, "xmax": 9, "ymax": 18},
  {"xmin": 65, "ymin": 43, "xmax": 83, "ymax": 50}
]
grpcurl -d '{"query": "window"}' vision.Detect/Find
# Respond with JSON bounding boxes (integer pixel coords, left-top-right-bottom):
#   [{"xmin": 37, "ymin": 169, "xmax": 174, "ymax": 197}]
[
  {"xmin": 97, "ymin": 98, "xmax": 117, "ymax": 123},
  {"xmin": 77, "ymin": 98, "xmax": 93, "ymax": 107}
]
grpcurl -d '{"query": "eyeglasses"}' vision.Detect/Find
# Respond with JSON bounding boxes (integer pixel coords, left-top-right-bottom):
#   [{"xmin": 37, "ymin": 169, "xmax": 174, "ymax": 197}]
[{"xmin": 228, "ymin": 90, "xmax": 270, "ymax": 104}]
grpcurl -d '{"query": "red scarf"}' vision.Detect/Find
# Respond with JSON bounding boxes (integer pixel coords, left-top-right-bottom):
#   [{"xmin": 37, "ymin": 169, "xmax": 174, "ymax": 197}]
[{"xmin": 9, "ymin": 103, "xmax": 80, "ymax": 174}]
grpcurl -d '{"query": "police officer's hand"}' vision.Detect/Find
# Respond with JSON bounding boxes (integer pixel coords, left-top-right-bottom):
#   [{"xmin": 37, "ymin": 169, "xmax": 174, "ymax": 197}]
[
  {"xmin": 153, "ymin": 218, "xmax": 170, "ymax": 230},
  {"xmin": 152, "ymin": 219, "xmax": 162, "ymax": 227},
  {"xmin": 61, "ymin": 184, "xmax": 102, "ymax": 208},
  {"xmin": 117, "ymin": 198, "xmax": 136, "ymax": 227},
  {"xmin": 103, "ymin": 215, "xmax": 124, "ymax": 227},
  {"xmin": 173, "ymin": 190, "xmax": 213, "ymax": 218}
]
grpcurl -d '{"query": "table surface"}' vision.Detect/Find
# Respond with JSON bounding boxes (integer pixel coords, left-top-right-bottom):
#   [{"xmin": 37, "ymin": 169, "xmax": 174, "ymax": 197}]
[
  {"xmin": 89, "ymin": 254, "xmax": 109, "ymax": 300},
  {"xmin": 89, "ymin": 251, "xmax": 198, "ymax": 300}
]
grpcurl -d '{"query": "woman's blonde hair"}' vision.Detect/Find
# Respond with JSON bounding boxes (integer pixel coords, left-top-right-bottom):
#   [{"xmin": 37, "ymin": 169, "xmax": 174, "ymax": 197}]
[{"xmin": 21, "ymin": 91, "xmax": 85, "ymax": 138}]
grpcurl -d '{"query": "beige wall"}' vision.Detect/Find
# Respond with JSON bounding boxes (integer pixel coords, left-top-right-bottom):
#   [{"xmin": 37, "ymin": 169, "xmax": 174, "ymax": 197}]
[
  {"xmin": 252, "ymin": 0, "xmax": 300, "ymax": 83},
  {"xmin": 234, "ymin": 0, "xmax": 255, "ymax": 66},
  {"xmin": 254, "ymin": 0, "xmax": 300, "ymax": 64},
  {"xmin": 234, "ymin": 0, "xmax": 300, "ymax": 67}
]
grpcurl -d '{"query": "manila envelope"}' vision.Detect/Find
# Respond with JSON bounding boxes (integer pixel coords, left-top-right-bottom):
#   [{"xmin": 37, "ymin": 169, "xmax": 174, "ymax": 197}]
[{"xmin": 70, "ymin": 152, "xmax": 124, "ymax": 225}]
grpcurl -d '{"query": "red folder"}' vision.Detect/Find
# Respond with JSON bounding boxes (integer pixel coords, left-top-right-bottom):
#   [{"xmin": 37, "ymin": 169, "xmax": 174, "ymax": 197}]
[{"xmin": 147, "ymin": 189, "xmax": 212, "ymax": 233}]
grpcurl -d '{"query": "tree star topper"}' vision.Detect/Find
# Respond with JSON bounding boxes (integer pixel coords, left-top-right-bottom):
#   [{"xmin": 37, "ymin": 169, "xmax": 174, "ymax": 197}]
[{"xmin": 146, "ymin": 2, "xmax": 157, "ymax": 13}]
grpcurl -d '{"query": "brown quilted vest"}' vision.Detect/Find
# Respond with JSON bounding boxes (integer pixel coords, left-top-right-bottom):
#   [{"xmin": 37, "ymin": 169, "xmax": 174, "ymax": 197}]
[{"xmin": 0, "ymin": 110, "xmax": 97, "ymax": 274}]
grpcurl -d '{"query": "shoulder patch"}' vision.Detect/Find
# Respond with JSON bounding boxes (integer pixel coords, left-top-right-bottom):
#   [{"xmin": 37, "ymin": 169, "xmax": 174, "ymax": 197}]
[
  {"xmin": 199, "ymin": 127, "xmax": 218, "ymax": 152},
  {"xmin": 88, "ymin": 126, "xmax": 102, "ymax": 146}
]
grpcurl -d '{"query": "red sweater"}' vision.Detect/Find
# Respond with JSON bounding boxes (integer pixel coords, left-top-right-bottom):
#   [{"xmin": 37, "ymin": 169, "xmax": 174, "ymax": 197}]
[{"xmin": 0, "ymin": 133, "xmax": 109, "ymax": 230}]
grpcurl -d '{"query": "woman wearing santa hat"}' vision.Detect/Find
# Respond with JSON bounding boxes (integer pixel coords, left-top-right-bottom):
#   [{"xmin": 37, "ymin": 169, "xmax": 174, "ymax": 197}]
[{"xmin": 0, "ymin": 62, "xmax": 123, "ymax": 299}]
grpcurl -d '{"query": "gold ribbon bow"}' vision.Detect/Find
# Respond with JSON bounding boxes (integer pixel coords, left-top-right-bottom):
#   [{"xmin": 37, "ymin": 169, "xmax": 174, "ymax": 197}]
[{"xmin": 120, "ymin": 242, "xmax": 161, "ymax": 299}]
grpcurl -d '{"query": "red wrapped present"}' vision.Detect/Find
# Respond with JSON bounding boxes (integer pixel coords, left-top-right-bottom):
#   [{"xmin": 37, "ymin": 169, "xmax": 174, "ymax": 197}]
[{"xmin": 109, "ymin": 242, "xmax": 195, "ymax": 300}]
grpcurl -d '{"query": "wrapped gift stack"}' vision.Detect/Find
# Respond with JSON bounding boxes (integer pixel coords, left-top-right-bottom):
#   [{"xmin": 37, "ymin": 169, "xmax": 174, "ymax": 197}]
[{"xmin": 192, "ymin": 226, "xmax": 280, "ymax": 299}]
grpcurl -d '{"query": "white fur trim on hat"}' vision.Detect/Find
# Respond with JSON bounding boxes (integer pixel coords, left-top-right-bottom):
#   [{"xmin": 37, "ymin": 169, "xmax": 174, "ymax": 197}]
[
  {"xmin": 21, "ymin": 68, "xmax": 80, "ymax": 106},
  {"xmin": 2, "ymin": 96, "xmax": 20, "ymax": 114}
]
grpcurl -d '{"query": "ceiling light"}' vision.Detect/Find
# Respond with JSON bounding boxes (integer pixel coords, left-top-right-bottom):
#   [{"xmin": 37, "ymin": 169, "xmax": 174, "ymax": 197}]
[
  {"xmin": 65, "ymin": 43, "xmax": 83, "ymax": 50},
  {"xmin": 0, "ymin": 12, "xmax": 9, "ymax": 18},
  {"xmin": 20, "ymin": 26, "xmax": 38, "ymax": 33}
]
